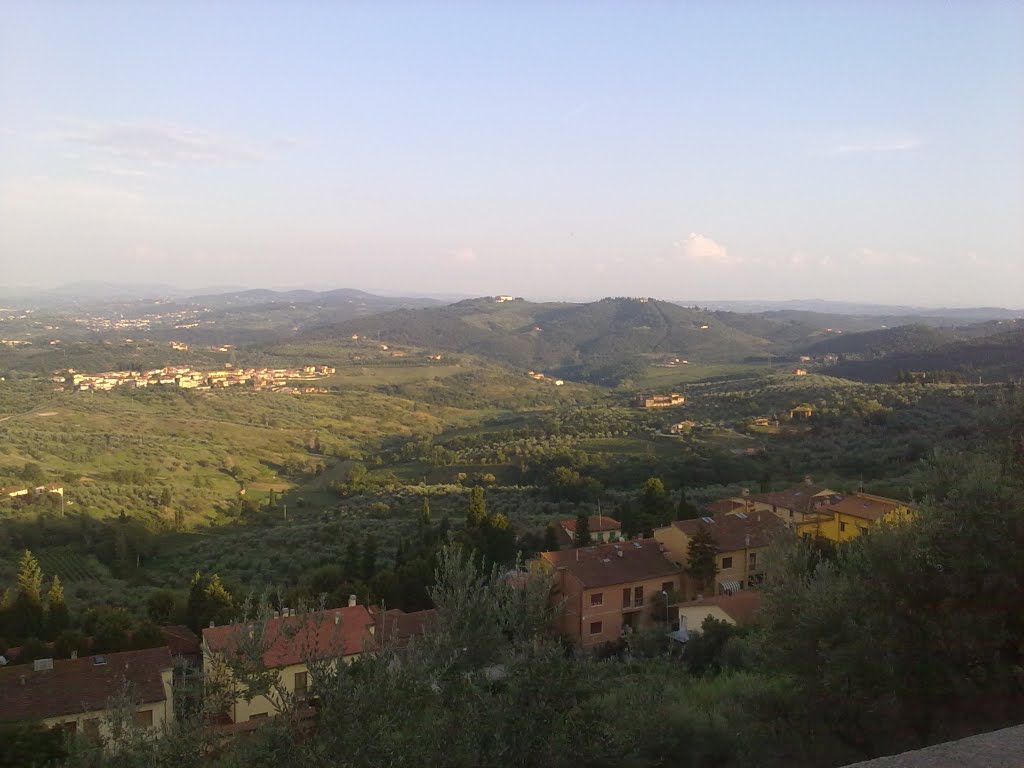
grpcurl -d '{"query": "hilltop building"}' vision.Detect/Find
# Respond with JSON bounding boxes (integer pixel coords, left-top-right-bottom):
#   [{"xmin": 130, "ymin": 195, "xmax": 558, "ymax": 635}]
[{"xmin": 538, "ymin": 539, "xmax": 681, "ymax": 649}]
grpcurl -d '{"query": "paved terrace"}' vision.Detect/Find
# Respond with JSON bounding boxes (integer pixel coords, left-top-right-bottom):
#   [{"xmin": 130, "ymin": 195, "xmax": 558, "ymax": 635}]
[{"xmin": 843, "ymin": 725, "xmax": 1024, "ymax": 768}]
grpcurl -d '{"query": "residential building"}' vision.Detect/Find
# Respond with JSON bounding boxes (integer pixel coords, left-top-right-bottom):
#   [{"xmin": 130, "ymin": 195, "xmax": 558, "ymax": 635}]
[
  {"xmin": 634, "ymin": 393, "xmax": 685, "ymax": 408},
  {"xmin": 202, "ymin": 602, "xmax": 374, "ymax": 724},
  {"xmin": 670, "ymin": 591, "xmax": 764, "ymax": 639},
  {"xmin": 539, "ymin": 539, "xmax": 681, "ymax": 649},
  {"xmin": 654, "ymin": 512, "xmax": 785, "ymax": 598},
  {"xmin": 371, "ymin": 608, "xmax": 438, "ymax": 649},
  {"xmin": 0, "ymin": 647, "xmax": 174, "ymax": 738},
  {"xmin": 560, "ymin": 515, "xmax": 622, "ymax": 544},
  {"xmin": 797, "ymin": 492, "xmax": 915, "ymax": 542},
  {"xmin": 738, "ymin": 482, "xmax": 842, "ymax": 525}
]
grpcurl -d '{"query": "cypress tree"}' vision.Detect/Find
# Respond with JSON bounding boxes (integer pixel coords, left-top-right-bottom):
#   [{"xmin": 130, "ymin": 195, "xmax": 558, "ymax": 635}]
[
  {"xmin": 574, "ymin": 512, "xmax": 591, "ymax": 547},
  {"xmin": 467, "ymin": 487, "xmax": 487, "ymax": 527},
  {"xmin": 45, "ymin": 575, "xmax": 69, "ymax": 637}
]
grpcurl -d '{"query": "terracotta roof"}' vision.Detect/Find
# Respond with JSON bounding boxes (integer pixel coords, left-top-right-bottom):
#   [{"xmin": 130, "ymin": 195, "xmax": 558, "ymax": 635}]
[
  {"xmin": 676, "ymin": 591, "xmax": 763, "ymax": 625},
  {"xmin": 373, "ymin": 608, "xmax": 438, "ymax": 648},
  {"xmin": 705, "ymin": 498, "xmax": 747, "ymax": 515},
  {"xmin": 203, "ymin": 605, "xmax": 374, "ymax": 668},
  {"xmin": 540, "ymin": 538, "xmax": 679, "ymax": 588},
  {"xmin": 825, "ymin": 493, "xmax": 907, "ymax": 522},
  {"xmin": 0, "ymin": 646, "xmax": 172, "ymax": 722},
  {"xmin": 746, "ymin": 485, "xmax": 840, "ymax": 515},
  {"xmin": 561, "ymin": 515, "xmax": 621, "ymax": 533},
  {"xmin": 160, "ymin": 625, "xmax": 201, "ymax": 658},
  {"xmin": 672, "ymin": 512, "xmax": 784, "ymax": 552}
]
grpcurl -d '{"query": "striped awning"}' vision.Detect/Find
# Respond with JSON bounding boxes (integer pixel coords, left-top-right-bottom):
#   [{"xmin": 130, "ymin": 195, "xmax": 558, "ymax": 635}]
[{"xmin": 718, "ymin": 580, "xmax": 741, "ymax": 594}]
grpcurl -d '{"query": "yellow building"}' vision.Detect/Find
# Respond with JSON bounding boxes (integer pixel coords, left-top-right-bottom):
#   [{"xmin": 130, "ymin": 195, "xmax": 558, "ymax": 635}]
[
  {"xmin": 796, "ymin": 492, "xmax": 915, "ymax": 542},
  {"xmin": 202, "ymin": 603, "xmax": 375, "ymax": 724},
  {"xmin": 0, "ymin": 647, "xmax": 174, "ymax": 739},
  {"xmin": 653, "ymin": 513, "xmax": 785, "ymax": 599}
]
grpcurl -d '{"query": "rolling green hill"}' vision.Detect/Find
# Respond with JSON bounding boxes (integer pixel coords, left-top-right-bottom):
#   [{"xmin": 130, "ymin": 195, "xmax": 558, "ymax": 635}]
[
  {"xmin": 822, "ymin": 328, "xmax": 1024, "ymax": 383},
  {"xmin": 305, "ymin": 297, "xmax": 785, "ymax": 378}
]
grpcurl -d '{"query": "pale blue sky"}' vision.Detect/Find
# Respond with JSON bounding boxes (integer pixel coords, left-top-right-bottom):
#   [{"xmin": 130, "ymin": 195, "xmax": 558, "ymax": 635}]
[{"xmin": 1, "ymin": 2, "xmax": 1022, "ymax": 305}]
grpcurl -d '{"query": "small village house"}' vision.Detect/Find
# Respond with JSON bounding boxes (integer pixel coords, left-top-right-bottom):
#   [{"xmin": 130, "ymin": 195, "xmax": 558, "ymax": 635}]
[
  {"xmin": 559, "ymin": 515, "xmax": 622, "ymax": 545},
  {"xmin": 796, "ymin": 492, "xmax": 915, "ymax": 542},
  {"xmin": 0, "ymin": 647, "xmax": 174, "ymax": 739},
  {"xmin": 669, "ymin": 591, "xmax": 764, "ymax": 641},
  {"xmin": 202, "ymin": 602, "xmax": 374, "ymax": 725},
  {"xmin": 539, "ymin": 540, "xmax": 681, "ymax": 649},
  {"xmin": 654, "ymin": 513, "xmax": 785, "ymax": 598}
]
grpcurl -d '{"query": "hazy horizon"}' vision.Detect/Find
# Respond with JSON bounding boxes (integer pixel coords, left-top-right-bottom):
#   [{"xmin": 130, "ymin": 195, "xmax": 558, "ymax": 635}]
[{"xmin": 2, "ymin": 3, "xmax": 1022, "ymax": 306}]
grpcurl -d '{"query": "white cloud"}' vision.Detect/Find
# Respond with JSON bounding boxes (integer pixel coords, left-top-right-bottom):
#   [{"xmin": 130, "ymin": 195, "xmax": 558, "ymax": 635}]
[
  {"xmin": 833, "ymin": 137, "xmax": 922, "ymax": 154},
  {"xmin": 675, "ymin": 232, "xmax": 735, "ymax": 265},
  {"xmin": 49, "ymin": 118, "xmax": 268, "ymax": 170},
  {"xmin": 447, "ymin": 247, "xmax": 478, "ymax": 264},
  {"xmin": 851, "ymin": 247, "xmax": 923, "ymax": 267}
]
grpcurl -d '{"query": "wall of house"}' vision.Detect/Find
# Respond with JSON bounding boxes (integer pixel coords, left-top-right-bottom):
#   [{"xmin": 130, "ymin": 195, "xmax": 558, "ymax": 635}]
[
  {"xmin": 652, "ymin": 525, "xmax": 688, "ymax": 566},
  {"xmin": 571, "ymin": 574, "xmax": 681, "ymax": 649},
  {"xmin": 675, "ymin": 605, "xmax": 736, "ymax": 634},
  {"xmin": 207, "ymin": 655, "xmax": 358, "ymax": 724},
  {"xmin": 715, "ymin": 545, "xmax": 770, "ymax": 593},
  {"xmin": 42, "ymin": 668, "xmax": 174, "ymax": 739}
]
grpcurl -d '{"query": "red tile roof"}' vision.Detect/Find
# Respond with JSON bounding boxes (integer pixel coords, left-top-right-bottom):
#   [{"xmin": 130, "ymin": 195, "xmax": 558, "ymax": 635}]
[
  {"xmin": 160, "ymin": 625, "xmax": 201, "ymax": 658},
  {"xmin": 705, "ymin": 498, "xmax": 747, "ymax": 515},
  {"xmin": 373, "ymin": 608, "xmax": 438, "ymax": 648},
  {"xmin": 676, "ymin": 591, "xmax": 763, "ymax": 625},
  {"xmin": 203, "ymin": 606, "xmax": 374, "ymax": 668},
  {"xmin": 672, "ymin": 512, "xmax": 784, "ymax": 552},
  {"xmin": 561, "ymin": 515, "xmax": 621, "ymax": 533},
  {"xmin": 745, "ymin": 485, "xmax": 840, "ymax": 515},
  {"xmin": 540, "ymin": 538, "xmax": 679, "ymax": 588},
  {"xmin": 0, "ymin": 647, "xmax": 172, "ymax": 722},
  {"xmin": 825, "ymin": 493, "xmax": 908, "ymax": 522}
]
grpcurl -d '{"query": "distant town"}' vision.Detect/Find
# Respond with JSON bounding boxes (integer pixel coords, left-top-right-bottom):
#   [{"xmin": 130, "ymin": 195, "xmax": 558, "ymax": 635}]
[{"xmin": 55, "ymin": 365, "xmax": 337, "ymax": 393}]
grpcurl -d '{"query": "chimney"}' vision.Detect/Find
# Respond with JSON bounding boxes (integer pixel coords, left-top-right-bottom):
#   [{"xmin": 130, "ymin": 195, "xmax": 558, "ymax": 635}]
[
  {"xmin": 334, "ymin": 611, "xmax": 341, "ymax": 625},
  {"xmin": 282, "ymin": 608, "xmax": 290, "ymax": 617},
  {"xmin": 71, "ymin": 651, "xmax": 78, "ymax": 660},
  {"xmin": 741, "ymin": 488, "xmax": 749, "ymax": 497},
  {"xmin": 273, "ymin": 611, "xmax": 280, "ymax": 619},
  {"xmin": 804, "ymin": 475, "xmax": 813, "ymax": 485},
  {"xmin": 348, "ymin": 594, "xmax": 357, "ymax": 608},
  {"xmin": 209, "ymin": 620, "xmax": 215, "ymax": 628},
  {"xmin": 616, "ymin": 550, "xmax": 623, "ymax": 558}
]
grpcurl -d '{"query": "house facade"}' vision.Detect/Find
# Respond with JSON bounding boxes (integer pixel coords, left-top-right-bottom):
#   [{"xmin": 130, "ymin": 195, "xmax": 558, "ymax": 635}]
[
  {"xmin": 202, "ymin": 603, "xmax": 375, "ymax": 724},
  {"xmin": 654, "ymin": 512, "xmax": 785, "ymax": 598},
  {"xmin": 0, "ymin": 647, "xmax": 174, "ymax": 739},
  {"xmin": 671, "ymin": 591, "xmax": 764, "ymax": 637},
  {"xmin": 539, "ymin": 540, "xmax": 681, "ymax": 649},
  {"xmin": 796, "ymin": 492, "xmax": 915, "ymax": 542},
  {"xmin": 560, "ymin": 515, "xmax": 622, "ymax": 544}
]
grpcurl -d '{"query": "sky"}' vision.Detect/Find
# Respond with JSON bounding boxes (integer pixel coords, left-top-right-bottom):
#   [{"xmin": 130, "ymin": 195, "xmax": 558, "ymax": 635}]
[{"xmin": 1, "ymin": 2, "xmax": 1022, "ymax": 307}]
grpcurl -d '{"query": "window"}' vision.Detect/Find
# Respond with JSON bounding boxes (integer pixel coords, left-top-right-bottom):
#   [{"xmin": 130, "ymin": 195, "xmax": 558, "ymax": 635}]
[
  {"xmin": 633, "ymin": 586, "xmax": 643, "ymax": 606},
  {"xmin": 83, "ymin": 718, "xmax": 100, "ymax": 739},
  {"xmin": 589, "ymin": 621, "xmax": 603, "ymax": 635},
  {"xmin": 622, "ymin": 587, "xmax": 632, "ymax": 608},
  {"xmin": 749, "ymin": 552, "xmax": 758, "ymax": 569},
  {"xmin": 590, "ymin": 592, "xmax": 603, "ymax": 607},
  {"xmin": 789, "ymin": 509, "xmax": 794, "ymax": 518},
  {"xmin": 721, "ymin": 556, "xmax": 733, "ymax": 569},
  {"xmin": 840, "ymin": 521, "xmax": 848, "ymax": 532},
  {"xmin": 134, "ymin": 709, "xmax": 153, "ymax": 728},
  {"xmin": 59, "ymin": 720, "xmax": 77, "ymax": 734},
  {"xmin": 294, "ymin": 670, "xmax": 308, "ymax": 697},
  {"xmin": 250, "ymin": 713, "xmax": 269, "ymax": 720},
  {"xmin": 661, "ymin": 581, "xmax": 674, "ymax": 594}
]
